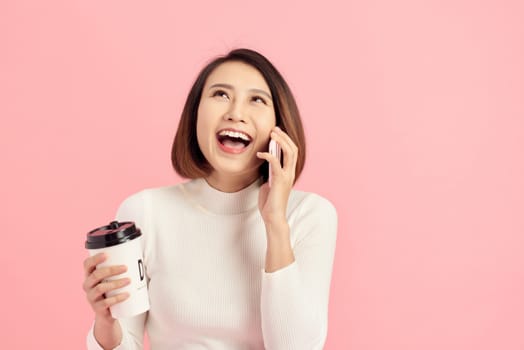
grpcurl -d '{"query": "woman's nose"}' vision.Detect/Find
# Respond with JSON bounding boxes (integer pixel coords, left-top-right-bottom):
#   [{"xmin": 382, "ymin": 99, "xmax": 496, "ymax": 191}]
[{"xmin": 224, "ymin": 102, "xmax": 246, "ymax": 123}]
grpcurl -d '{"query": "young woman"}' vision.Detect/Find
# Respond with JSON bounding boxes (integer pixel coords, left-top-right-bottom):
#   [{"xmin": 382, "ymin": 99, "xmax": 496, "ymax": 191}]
[{"xmin": 83, "ymin": 48, "xmax": 337, "ymax": 350}]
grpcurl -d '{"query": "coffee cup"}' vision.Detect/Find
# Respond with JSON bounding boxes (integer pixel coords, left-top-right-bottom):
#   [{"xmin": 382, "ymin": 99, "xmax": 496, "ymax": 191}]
[{"xmin": 85, "ymin": 221, "xmax": 150, "ymax": 318}]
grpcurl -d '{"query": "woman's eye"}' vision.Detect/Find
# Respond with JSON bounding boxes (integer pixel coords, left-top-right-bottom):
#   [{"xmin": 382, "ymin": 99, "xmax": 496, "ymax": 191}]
[
  {"xmin": 252, "ymin": 96, "xmax": 266, "ymax": 105},
  {"xmin": 212, "ymin": 90, "xmax": 229, "ymax": 99}
]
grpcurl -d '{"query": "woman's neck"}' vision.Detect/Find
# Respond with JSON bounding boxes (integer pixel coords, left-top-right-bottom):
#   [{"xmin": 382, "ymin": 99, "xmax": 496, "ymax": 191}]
[{"xmin": 205, "ymin": 171, "xmax": 260, "ymax": 193}]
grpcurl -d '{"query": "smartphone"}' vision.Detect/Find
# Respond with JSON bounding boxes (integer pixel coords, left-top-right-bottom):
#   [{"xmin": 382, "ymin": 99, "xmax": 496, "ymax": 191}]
[{"xmin": 268, "ymin": 139, "xmax": 282, "ymax": 187}]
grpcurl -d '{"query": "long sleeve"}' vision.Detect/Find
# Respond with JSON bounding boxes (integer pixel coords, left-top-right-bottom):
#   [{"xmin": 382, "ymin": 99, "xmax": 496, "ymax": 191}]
[
  {"xmin": 87, "ymin": 179, "xmax": 335, "ymax": 349},
  {"xmin": 260, "ymin": 193, "xmax": 338, "ymax": 350},
  {"xmin": 86, "ymin": 190, "xmax": 151, "ymax": 350},
  {"xmin": 86, "ymin": 314, "xmax": 147, "ymax": 350}
]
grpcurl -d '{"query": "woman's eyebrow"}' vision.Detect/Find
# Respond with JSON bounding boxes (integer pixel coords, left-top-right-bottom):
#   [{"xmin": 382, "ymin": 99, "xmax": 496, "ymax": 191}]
[{"xmin": 209, "ymin": 83, "xmax": 272, "ymax": 100}]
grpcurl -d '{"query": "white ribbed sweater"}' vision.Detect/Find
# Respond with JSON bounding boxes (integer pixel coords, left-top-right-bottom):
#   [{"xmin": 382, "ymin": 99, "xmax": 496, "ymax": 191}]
[{"xmin": 87, "ymin": 177, "xmax": 337, "ymax": 350}]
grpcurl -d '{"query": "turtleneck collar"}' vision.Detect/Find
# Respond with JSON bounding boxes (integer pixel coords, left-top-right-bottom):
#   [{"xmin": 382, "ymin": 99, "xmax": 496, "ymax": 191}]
[{"xmin": 180, "ymin": 177, "xmax": 263, "ymax": 215}]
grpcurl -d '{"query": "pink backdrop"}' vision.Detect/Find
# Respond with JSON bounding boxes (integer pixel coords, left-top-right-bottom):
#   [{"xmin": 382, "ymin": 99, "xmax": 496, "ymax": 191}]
[{"xmin": 1, "ymin": 0, "xmax": 523, "ymax": 349}]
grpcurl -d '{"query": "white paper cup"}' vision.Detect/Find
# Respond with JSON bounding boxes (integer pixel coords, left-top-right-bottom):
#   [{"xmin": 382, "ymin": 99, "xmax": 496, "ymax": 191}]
[{"xmin": 86, "ymin": 221, "xmax": 150, "ymax": 319}]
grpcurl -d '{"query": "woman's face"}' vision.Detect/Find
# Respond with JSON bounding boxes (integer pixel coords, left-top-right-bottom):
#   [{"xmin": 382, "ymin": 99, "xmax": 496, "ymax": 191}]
[{"xmin": 196, "ymin": 61, "xmax": 276, "ymax": 184}]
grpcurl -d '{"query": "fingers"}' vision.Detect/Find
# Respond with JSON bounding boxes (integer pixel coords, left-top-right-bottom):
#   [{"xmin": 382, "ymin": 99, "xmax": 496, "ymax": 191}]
[
  {"xmin": 257, "ymin": 151, "xmax": 283, "ymax": 178},
  {"xmin": 87, "ymin": 277, "xmax": 131, "ymax": 302},
  {"xmin": 91, "ymin": 292, "xmax": 130, "ymax": 315},
  {"xmin": 266, "ymin": 126, "xmax": 298, "ymax": 177},
  {"xmin": 82, "ymin": 253, "xmax": 132, "ymax": 319},
  {"xmin": 83, "ymin": 264, "xmax": 128, "ymax": 292},
  {"xmin": 83, "ymin": 262, "xmax": 130, "ymax": 318},
  {"xmin": 83, "ymin": 253, "xmax": 106, "ymax": 278}
]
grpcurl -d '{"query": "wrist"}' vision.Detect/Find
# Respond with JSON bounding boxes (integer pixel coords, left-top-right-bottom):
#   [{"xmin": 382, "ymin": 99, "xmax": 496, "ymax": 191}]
[
  {"xmin": 95, "ymin": 314, "xmax": 116, "ymax": 326},
  {"xmin": 264, "ymin": 221, "xmax": 294, "ymax": 273},
  {"xmin": 94, "ymin": 315, "xmax": 122, "ymax": 350},
  {"xmin": 264, "ymin": 220, "xmax": 289, "ymax": 238}
]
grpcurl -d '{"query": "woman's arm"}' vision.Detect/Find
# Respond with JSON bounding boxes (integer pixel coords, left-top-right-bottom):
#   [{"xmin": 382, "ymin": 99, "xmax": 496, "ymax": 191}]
[
  {"xmin": 264, "ymin": 221, "xmax": 294, "ymax": 273},
  {"xmin": 87, "ymin": 312, "xmax": 147, "ymax": 350},
  {"xmin": 256, "ymin": 126, "xmax": 299, "ymax": 275},
  {"xmin": 86, "ymin": 190, "xmax": 151, "ymax": 349},
  {"xmin": 83, "ymin": 252, "xmax": 148, "ymax": 349},
  {"xmin": 257, "ymin": 126, "xmax": 338, "ymax": 349},
  {"xmin": 83, "ymin": 252, "xmax": 129, "ymax": 349},
  {"xmin": 93, "ymin": 316, "xmax": 123, "ymax": 349}
]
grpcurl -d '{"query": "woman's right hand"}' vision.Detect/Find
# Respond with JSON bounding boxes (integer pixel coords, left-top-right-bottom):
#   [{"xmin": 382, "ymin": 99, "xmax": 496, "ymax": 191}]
[{"xmin": 82, "ymin": 252, "xmax": 131, "ymax": 321}]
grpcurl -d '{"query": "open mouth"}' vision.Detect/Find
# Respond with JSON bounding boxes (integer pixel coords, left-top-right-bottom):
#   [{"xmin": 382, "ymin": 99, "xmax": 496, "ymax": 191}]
[{"xmin": 216, "ymin": 129, "xmax": 252, "ymax": 151}]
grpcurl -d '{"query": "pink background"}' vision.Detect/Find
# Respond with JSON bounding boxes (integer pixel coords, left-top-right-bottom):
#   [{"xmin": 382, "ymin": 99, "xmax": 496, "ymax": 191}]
[{"xmin": 1, "ymin": 0, "xmax": 523, "ymax": 349}]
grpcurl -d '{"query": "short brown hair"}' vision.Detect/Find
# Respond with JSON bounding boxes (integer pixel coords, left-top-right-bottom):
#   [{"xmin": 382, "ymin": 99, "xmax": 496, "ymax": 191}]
[{"xmin": 171, "ymin": 48, "xmax": 306, "ymax": 184}]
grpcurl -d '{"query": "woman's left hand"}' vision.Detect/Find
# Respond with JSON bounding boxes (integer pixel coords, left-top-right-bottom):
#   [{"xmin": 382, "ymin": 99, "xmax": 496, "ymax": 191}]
[{"xmin": 256, "ymin": 126, "xmax": 298, "ymax": 231}]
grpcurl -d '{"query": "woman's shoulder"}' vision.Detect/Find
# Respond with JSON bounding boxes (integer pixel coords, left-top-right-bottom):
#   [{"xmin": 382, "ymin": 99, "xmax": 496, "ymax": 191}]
[
  {"xmin": 288, "ymin": 188, "xmax": 337, "ymax": 218},
  {"xmin": 116, "ymin": 181, "xmax": 189, "ymax": 209},
  {"xmin": 114, "ymin": 182, "xmax": 190, "ymax": 226},
  {"xmin": 287, "ymin": 189, "xmax": 338, "ymax": 241}
]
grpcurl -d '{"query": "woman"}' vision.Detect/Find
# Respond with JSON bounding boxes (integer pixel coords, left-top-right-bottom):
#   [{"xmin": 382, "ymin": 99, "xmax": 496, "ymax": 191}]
[{"xmin": 83, "ymin": 48, "xmax": 337, "ymax": 350}]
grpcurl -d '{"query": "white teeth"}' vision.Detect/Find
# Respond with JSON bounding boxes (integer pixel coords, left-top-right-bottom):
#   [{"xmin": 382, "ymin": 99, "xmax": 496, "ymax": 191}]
[{"xmin": 218, "ymin": 130, "xmax": 251, "ymax": 141}]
